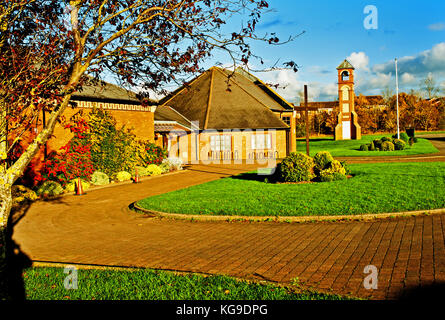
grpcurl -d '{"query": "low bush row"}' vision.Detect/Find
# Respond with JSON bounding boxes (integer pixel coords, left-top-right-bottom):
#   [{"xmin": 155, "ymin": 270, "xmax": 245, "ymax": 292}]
[
  {"xmin": 21, "ymin": 158, "xmax": 183, "ymax": 198},
  {"xmin": 359, "ymin": 133, "xmax": 418, "ymax": 152}
]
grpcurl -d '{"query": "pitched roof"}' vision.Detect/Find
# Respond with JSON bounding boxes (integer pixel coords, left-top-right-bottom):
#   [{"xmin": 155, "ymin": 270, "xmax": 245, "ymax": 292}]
[
  {"xmin": 337, "ymin": 59, "xmax": 355, "ymax": 70},
  {"xmin": 155, "ymin": 105, "xmax": 193, "ymax": 129},
  {"xmin": 160, "ymin": 67, "xmax": 290, "ymax": 130},
  {"xmin": 71, "ymin": 79, "xmax": 142, "ymax": 104}
]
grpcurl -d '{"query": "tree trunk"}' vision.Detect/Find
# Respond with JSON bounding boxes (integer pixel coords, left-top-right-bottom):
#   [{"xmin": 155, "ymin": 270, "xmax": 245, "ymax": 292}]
[{"xmin": 0, "ymin": 181, "xmax": 12, "ymax": 299}]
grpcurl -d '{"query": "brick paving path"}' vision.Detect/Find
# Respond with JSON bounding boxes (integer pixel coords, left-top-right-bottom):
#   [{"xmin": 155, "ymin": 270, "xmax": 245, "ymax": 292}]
[{"xmin": 11, "ymin": 136, "xmax": 445, "ymax": 300}]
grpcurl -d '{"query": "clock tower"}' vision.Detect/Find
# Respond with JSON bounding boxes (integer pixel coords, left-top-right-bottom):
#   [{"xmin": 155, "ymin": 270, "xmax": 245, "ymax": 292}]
[{"xmin": 335, "ymin": 60, "xmax": 361, "ymax": 140}]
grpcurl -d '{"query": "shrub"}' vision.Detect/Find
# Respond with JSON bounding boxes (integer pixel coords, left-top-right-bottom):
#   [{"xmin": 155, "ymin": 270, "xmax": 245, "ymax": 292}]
[
  {"xmin": 91, "ymin": 171, "xmax": 110, "ymax": 186},
  {"xmin": 393, "ymin": 139, "xmax": 406, "ymax": 150},
  {"xmin": 320, "ymin": 172, "xmax": 347, "ymax": 182},
  {"xmin": 319, "ymin": 160, "xmax": 347, "ymax": 182},
  {"xmin": 381, "ymin": 136, "xmax": 392, "ymax": 142},
  {"xmin": 373, "ymin": 139, "xmax": 383, "ymax": 151},
  {"xmin": 162, "ymin": 157, "xmax": 183, "ymax": 171},
  {"xmin": 340, "ymin": 161, "xmax": 351, "ymax": 175},
  {"xmin": 65, "ymin": 179, "xmax": 91, "ymax": 193},
  {"xmin": 160, "ymin": 162, "xmax": 171, "ymax": 173},
  {"xmin": 393, "ymin": 132, "xmax": 409, "ymax": 143},
  {"xmin": 146, "ymin": 164, "xmax": 163, "ymax": 176},
  {"xmin": 359, "ymin": 144, "xmax": 369, "ymax": 151},
  {"xmin": 36, "ymin": 181, "xmax": 64, "ymax": 197},
  {"xmin": 410, "ymin": 137, "xmax": 418, "ymax": 144},
  {"xmin": 313, "ymin": 151, "xmax": 334, "ymax": 171},
  {"xmin": 87, "ymin": 109, "xmax": 167, "ymax": 176},
  {"xmin": 381, "ymin": 141, "xmax": 395, "ymax": 151},
  {"xmin": 40, "ymin": 117, "xmax": 94, "ymax": 186},
  {"xmin": 369, "ymin": 142, "xmax": 376, "ymax": 151},
  {"xmin": 12, "ymin": 185, "xmax": 38, "ymax": 206},
  {"xmin": 143, "ymin": 143, "xmax": 168, "ymax": 166},
  {"xmin": 115, "ymin": 171, "xmax": 132, "ymax": 182},
  {"xmin": 278, "ymin": 152, "xmax": 315, "ymax": 182},
  {"xmin": 132, "ymin": 166, "xmax": 150, "ymax": 177}
]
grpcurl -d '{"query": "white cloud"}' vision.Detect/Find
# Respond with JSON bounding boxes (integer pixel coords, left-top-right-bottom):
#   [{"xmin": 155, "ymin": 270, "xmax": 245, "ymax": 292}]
[
  {"xmin": 401, "ymin": 72, "xmax": 416, "ymax": 84},
  {"xmin": 373, "ymin": 42, "xmax": 445, "ymax": 77},
  {"xmin": 347, "ymin": 52, "xmax": 370, "ymax": 71},
  {"xmin": 428, "ymin": 23, "xmax": 445, "ymax": 31}
]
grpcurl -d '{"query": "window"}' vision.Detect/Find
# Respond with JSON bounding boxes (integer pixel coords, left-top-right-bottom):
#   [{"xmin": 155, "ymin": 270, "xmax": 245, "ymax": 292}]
[
  {"xmin": 342, "ymin": 87, "xmax": 349, "ymax": 101},
  {"xmin": 251, "ymin": 134, "xmax": 272, "ymax": 150},
  {"xmin": 341, "ymin": 71, "xmax": 349, "ymax": 81},
  {"xmin": 282, "ymin": 116, "xmax": 291, "ymax": 125},
  {"xmin": 210, "ymin": 135, "xmax": 231, "ymax": 151}
]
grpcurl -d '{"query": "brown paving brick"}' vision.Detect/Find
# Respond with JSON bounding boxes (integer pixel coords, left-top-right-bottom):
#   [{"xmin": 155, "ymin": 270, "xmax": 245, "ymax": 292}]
[{"xmin": 11, "ymin": 163, "xmax": 445, "ymax": 300}]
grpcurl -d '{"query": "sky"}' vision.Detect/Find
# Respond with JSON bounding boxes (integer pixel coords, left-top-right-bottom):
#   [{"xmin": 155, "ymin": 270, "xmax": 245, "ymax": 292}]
[{"xmin": 196, "ymin": 0, "xmax": 445, "ymax": 103}]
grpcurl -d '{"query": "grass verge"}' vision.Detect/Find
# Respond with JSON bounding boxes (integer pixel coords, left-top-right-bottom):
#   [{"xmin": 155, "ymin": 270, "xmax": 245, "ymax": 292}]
[
  {"xmin": 296, "ymin": 134, "xmax": 438, "ymax": 157},
  {"xmin": 22, "ymin": 266, "xmax": 350, "ymax": 300},
  {"xmin": 137, "ymin": 162, "xmax": 445, "ymax": 217}
]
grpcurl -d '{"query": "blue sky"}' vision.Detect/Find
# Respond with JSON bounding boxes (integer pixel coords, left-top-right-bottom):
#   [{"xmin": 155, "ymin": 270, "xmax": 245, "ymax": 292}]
[{"xmin": 200, "ymin": 0, "xmax": 445, "ymax": 103}]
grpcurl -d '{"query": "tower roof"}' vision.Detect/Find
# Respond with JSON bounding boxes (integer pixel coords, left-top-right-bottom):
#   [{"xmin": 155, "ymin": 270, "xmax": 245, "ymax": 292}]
[{"xmin": 337, "ymin": 59, "xmax": 355, "ymax": 70}]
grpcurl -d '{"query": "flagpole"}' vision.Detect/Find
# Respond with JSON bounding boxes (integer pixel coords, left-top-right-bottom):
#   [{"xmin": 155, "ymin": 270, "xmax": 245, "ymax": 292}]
[{"xmin": 395, "ymin": 58, "xmax": 400, "ymax": 139}]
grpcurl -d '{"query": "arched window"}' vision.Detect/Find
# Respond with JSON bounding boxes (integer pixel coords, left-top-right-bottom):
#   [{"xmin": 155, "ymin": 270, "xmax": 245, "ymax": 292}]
[{"xmin": 341, "ymin": 71, "xmax": 349, "ymax": 81}]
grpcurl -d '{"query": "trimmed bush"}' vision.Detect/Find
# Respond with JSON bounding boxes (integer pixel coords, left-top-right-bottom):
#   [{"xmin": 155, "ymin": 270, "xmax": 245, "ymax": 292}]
[
  {"xmin": 116, "ymin": 171, "xmax": 132, "ymax": 182},
  {"xmin": 91, "ymin": 171, "xmax": 110, "ymax": 186},
  {"xmin": 393, "ymin": 132, "xmax": 409, "ymax": 143},
  {"xmin": 313, "ymin": 151, "xmax": 334, "ymax": 171},
  {"xmin": 319, "ymin": 160, "xmax": 347, "ymax": 182},
  {"xmin": 146, "ymin": 164, "xmax": 163, "ymax": 176},
  {"xmin": 393, "ymin": 139, "xmax": 406, "ymax": 150},
  {"xmin": 373, "ymin": 139, "xmax": 383, "ymax": 151},
  {"xmin": 381, "ymin": 141, "xmax": 395, "ymax": 151},
  {"xmin": 131, "ymin": 166, "xmax": 150, "ymax": 177},
  {"xmin": 369, "ymin": 142, "xmax": 376, "ymax": 151},
  {"xmin": 278, "ymin": 152, "xmax": 315, "ymax": 182},
  {"xmin": 340, "ymin": 161, "xmax": 351, "ymax": 175},
  {"xmin": 36, "ymin": 181, "xmax": 64, "ymax": 197},
  {"xmin": 65, "ymin": 179, "xmax": 91, "ymax": 193},
  {"xmin": 159, "ymin": 162, "xmax": 171, "ymax": 173},
  {"xmin": 320, "ymin": 172, "xmax": 347, "ymax": 182},
  {"xmin": 381, "ymin": 136, "xmax": 392, "ymax": 142},
  {"xmin": 359, "ymin": 144, "xmax": 369, "ymax": 151}
]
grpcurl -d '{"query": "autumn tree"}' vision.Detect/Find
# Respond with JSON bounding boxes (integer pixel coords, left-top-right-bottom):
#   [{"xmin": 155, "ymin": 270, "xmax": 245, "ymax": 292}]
[
  {"xmin": 421, "ymin": 73, "xmax": 440, "ymax": 99},
  {"xmin": 1, "ymin": 0, "xmax": 297, "ymax": 298}
]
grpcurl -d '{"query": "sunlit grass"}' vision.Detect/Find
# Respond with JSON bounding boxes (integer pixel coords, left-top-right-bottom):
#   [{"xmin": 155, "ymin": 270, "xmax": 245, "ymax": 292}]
[
  {"xmin": 137, "ymin": 162, "xmax": 445, "ymax": 217},
  {"xmin": 23, "ymin": 267, "xmax": 350, "ymax": 300}
]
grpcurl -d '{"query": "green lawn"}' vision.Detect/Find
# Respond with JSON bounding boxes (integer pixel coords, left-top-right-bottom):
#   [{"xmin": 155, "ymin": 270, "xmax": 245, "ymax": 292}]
[
  {"xmin": 137, "ymin": 162, "xmax": 445, "ymax": 217},
  {"xmin": 296, "ymin": 134, "xmax": 438, "ymax": 157},
  {"xmin": 415, "ymin": 130, "xmax": 445, "ymax": 135},
  {"xmin": 22, "ymin": 267, "xmax": 348, "ymax": 300}
]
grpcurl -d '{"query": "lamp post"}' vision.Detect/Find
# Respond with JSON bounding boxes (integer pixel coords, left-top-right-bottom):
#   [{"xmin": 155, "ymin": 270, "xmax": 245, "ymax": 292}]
[{"xmin": 395, "ymin": 58, "xmax": 400, "ymax": 139}]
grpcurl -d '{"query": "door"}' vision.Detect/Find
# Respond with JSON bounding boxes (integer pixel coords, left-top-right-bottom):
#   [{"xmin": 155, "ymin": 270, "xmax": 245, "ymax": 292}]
[{"xmin": 342, "ymin": 121, "xmax": 351, "ymax": 140}]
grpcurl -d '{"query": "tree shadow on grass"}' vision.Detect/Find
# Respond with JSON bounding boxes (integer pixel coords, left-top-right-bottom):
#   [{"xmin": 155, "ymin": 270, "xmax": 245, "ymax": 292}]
[
  {"xmin": 1, "ymin": 202, "xmax": 33, "ymax": 300},
  {"xmin": 1, "ymin": 196, "xmax": 68, "ymax": 300}
]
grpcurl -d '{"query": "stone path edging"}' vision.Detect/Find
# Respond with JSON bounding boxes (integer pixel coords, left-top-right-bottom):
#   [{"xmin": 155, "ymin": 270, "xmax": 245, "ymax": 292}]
[{"xmin": 133, "ymin": 202, "xmax": 445, "ymax": 223}]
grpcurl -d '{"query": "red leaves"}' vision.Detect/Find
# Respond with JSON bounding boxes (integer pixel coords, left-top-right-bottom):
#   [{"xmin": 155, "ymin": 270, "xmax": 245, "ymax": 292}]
[{"xmin": 41, "ymin": 118, "xmax": 94, "ymax": 185}]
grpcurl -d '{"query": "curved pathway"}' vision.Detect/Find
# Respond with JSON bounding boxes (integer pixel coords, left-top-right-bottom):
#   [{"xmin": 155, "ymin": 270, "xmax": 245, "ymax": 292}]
[{"xmin": 11, "ymin": 135, "xmax": 445, "ymax": 300}]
